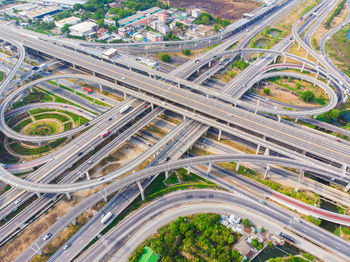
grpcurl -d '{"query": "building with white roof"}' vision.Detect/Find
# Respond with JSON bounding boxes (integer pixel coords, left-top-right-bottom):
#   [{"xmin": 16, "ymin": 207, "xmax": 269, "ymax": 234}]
[
  {"xmin": 69, "ymin": 21, "xmax": 97, "ymax": 37},
  {"xmin": 55, "ymin": 16, "xmax": 80, "ymax": 29}
]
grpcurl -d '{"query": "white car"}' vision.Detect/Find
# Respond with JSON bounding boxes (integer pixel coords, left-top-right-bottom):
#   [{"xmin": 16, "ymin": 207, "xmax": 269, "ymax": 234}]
[
  {"xmin": 14, "ymin": 199, "xmax": 22, "ymax": 205},
  {"xmin": 43, "ymin": 233, "xmax": 52, "ymax": 241},
  {"xmin": 293, "ymin": 217, "xmax": 301, "ymax": 223}
]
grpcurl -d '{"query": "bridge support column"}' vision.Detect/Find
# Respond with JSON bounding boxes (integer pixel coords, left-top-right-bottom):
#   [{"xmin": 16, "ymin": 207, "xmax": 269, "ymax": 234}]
[
  {"xmin": 197, "ymin": 69, "xmax": 200, "ymax": 74},
  {"xmin": 297, "ymin": 42, "xmax": 300, "ymax": 51},
  {"xmin": 165, "ymin": 170, "xmax": 169, "ymax": 179},
  {"xmin": 136, "ymin": 181, "xmax": 145, "ymax": 201},
  {"xmin": 123, "ymin": 92, "xmax": 127, "ymax": 100},
  {"xmin": 208, "ymin": 61, "xmax": 211, "ymax": 67},
  {"xmin": 342, "ymin": 164, "xmax": 347, "ymax": 177},
  {"xmin": 295, "ymin": 118, "xmax": 299, "ymax": 123},
  {"xmin": 36, "ymin": 192, "xmax": 41, "ymax": 197},
  {"xmin": 187, "ymin": 166, "xmax": 191, "ymax": 175},
  {"xmin": 264, "ymin": 148, "xmax": 270, "ymax": 156},
  {"xmin": 256, "ymin": 144, "xmax": 261, "ymax": 154},
  {"xmin": 183, "ymin": 115, "xmax": 186, "ymax": 120},
  {"xmin": 295, "ymin": 169, "xmax": 304, "ymax": 192},
  {"xmin": 235, "ymin": 162, "xmax": 240, "ymax": 172},
  {"xmin": 150, "ymin": 103, "xmax": 154, "ymax": 110},
  {"xmin": 343, "ymin": 94, "xmax": 349, "ymax": 103},
  {"xmin": 301, "ymin": 63, "xmax": 305, "ymax": 73},
  {"xmin": 315, "ymin": 70, "xmax": 319, "ymax": 79},
  {"xmin": 273, "ymin": 56, "xmax": 277, "ymax": 64},
  {"xmin": 66, "ymin": 193, "xmax": 72, "ymax": 200},
  {"xmin": 313, "ymin": 114, "xmax": 317, "ymax": 119},
  {"xmin": 305, "ymin": 51, "xmax": 308, "ymax": 59},
  {"xmin": 264, "ymin": 164, "xmax": 270, "ymax": 179},
  {"xmin": 327, "ymin": 78, "xmax": 331, "ymax": 86},
  {"xmin": 283, "ymin": 57, "xmax": 287, "ymax": 64},
  {"xmin": 86, "ymin": 171, "xmax": 90, "ymax": 180},
  {"xmin": 37, "ymin": 141, "xmax": 42, "ymax": 147},
  {"xmin": 345, "ymin": 183, "xmax": 350, "ymax": 192},
  {"xmin": 72, "ymin": 218, "xmax": 76, "ymax": 225},
  {"xmin": 99, "ymin": 83, "xmax": 103, "ymax": 92},
  {"xmin": 207, "ymin": 162, "xmax": 212, "ymax": 173},
  {"xmin": 218, "ymin": 129, "xmax": 222, "ymax": 141},
  {"xmin": 277, "ymin": 115, "xmax": 281, "ymax": 122}
]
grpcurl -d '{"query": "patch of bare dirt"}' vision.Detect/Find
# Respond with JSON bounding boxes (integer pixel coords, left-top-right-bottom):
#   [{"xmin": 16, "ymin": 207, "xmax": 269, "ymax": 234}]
[{"xmin": 162, "ymin": 0, "xmax": 260, "ymax": 20}]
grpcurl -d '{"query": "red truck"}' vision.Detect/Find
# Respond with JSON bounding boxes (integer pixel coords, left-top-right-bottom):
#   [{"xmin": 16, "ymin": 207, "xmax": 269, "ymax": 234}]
[
  {"xmin": 83, "ymin": 86, "xmax": 93, "ymax": 93},
  {"xmin": 101, "ymin": 130, "xmax": 110, "ymax": 138}
]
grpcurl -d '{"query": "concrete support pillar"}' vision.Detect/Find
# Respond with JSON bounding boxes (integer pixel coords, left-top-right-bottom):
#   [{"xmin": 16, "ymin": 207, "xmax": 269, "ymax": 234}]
[
  {"xmin": 99, "ymin": 83, "xmax": 103, "ymax": 92},
  {"xmin": 305, "ymin": 50, "xmax": 308, "ymax": 59},
  {"xmin": 218, "ymin": 129, "xmax": 222, "ymax": 141},
  {"xmin": 36, "ymin": 192, "xmax": 41, "ymax": 197},
  {"xmin": 264, "ymin": 148, "xmax": 270, "ymax": 156},
  {"xmin": 187, "ymin": 166, "xmax": 191, "ymax": 175},
  {"xmin": 297, "ymin": 42, "xmax": 300, "ymax": 51},
  {"xmin": 327, "ymin": 78, "xmax": 331, "ymax": 86},
  {"xmin": 264, "ymin": 164, "xmax": 270, "ymax": 179},
  {"xmin": 208, "ymin": 61, "xmax": 211, "ymax": 67},
  {"xmin": 37, "ymin": 141, "xmax": 42, "ymax": 147},
  {"xmin": 136, "ymin": 181, "xmax": 145, "ymax": 201},
  {"xmin": 207, "ymin": 162, "xmax": 212, "ymax": 173},
  {"xmin": 235, "ymin": 162, "xmax": 240, "ymax": 172},
  {"xmin": 86, "ymin": 171, "xmax": 90, "ymax": 180},
  {"xmin": 345, "ymin": 183, "xmax": 350, "ymax": 192},
  {"xmin": 277, "ymin": 115, "xmax": 281, "ymax": 122},
  {"xmin": 273, "ymin": 56, "xmax": 277, "ymax": 64},
  {"xmin": 315, "ymin": 70, "xmax": 319, "ymax": 79},
  {"xmin": 165, "ymin": 170, "xmax": 169, "ymax": 179},
  {"xmin": 283, "ymin": 56, "xmax": 287, "ymax": 64},
  {"xmin": 72, "ymin": 218, "xmax": 76, "ymax": 225},
  {"xmin": 150, "ymin": 103, "xmax": 154, "ymax": 110},
  {"xmin": 343, "ymin": 94, "xmax": 349, "ymax": 104},
  {"xmin": 313, "ymin": 114, "xmax": 317, "ymax": 119},
  {"xmin": 123, "ymin": 92, "xmax": 127, "ymax": 100},
  {"xmin": 197, "ymin": 69, "xmax": 200, "ymax": 74},
  {"xmin": 183, "ymin": 115, "xmax": 186, "ymax": 120},
  {"xmin": 66, "ymin": 193, "xmax": 72, "ymax": 200},
  {"xmin": 295, "ymin": 169, "xmax": 304, "ymax": 192},
  {"xmin": 295, "ymin": 118, "xmax": 299, "ymax": 123},
  {"xmin": 342, "ymin": 164, "xmax": 347, "ymax": 177},
  {"xmin": 128, "ymin": 66, "xmax": 131, "ymax": 71},
  {"xmin": 301, "ymin": 63, "xmax": 305, "ymax": 73},
  {"xmin": 256, "ymin": 144, "xmax": 261, "ymax": 154}
]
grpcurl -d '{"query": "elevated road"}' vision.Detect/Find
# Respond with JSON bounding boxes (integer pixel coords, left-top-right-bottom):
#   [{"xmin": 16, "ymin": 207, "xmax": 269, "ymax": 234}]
[{"xmin": 0, "ymin": 154, "xmax": 348, "ymax": 193}]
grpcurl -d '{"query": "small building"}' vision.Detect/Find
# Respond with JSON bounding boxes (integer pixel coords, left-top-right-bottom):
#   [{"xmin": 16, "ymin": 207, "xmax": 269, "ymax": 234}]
[
  {"xmin": 55, "ymin": 16, "xmax": 80, "ymax": 29},
  {"xmin": 158, "ymin": 13, "xmax": 167, "ymax": 24},
  {"xmin": 104, "ymin": 18, "xmax": 116, "ymax": 27},
  {"xmin": 69, "ymin": 21, "xmax": 97, "ymax": 37},
  {"xmin": 146, "ymin": 31, "xmax": 163, "ymax": 42},
  {"xmin": 134, "ymin": 33, "xmax": 143, "ymax": 41},
  {"xmin": 118, "ymin": 27, "xmax": 127, "ymax": 37},
  {"xmin": 102, "ymin": 48, "xmax": 117, "ymax": 59},
  {"xmin": 192, "ymin": 8, "xmax": 202, "ymax": 18},
  {"xmin": 42, "ymin": 15, "xmax": 54, "ymax": 23}
]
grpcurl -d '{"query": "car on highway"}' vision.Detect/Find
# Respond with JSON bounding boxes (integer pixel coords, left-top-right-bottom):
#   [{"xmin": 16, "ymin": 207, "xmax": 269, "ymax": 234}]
[
  {"xmin": 77, "ymin": 152, "xmax": 83, "ymax": 156},
  {"xmin": 42, "ymin": 233, "xmax": 52, "ymax": 241},
  {"xmin": 32, "ymin": 66, "xmax": 39, "ymax": 70},
  {"xmin": 336, "ymin": 139, "xmax": 341, "ymax": 143},
  {"xmin": 85, "ymin": 122, "xmax": 90, "ymax": 126},
  {"xmin": 293, "ymin": 217, "xmax": 301, "ymax": 223},
  {"xmin": 2, "ymin": 164, "xmax": 7, "ymax": 169},
  {"xmin": 87, "ymin": 160, "xmax": 93, "ymax": 165},
  {"xmin": 15, "ymin": 199, "xmax": 22, "ymax": 205},
  {"xmin": 259, "ymin": 199, "xmax": 266, "ymax": 205},
  {"xmin": 63, "ymin": 243, "xmax": 71, "ymax": 250}
]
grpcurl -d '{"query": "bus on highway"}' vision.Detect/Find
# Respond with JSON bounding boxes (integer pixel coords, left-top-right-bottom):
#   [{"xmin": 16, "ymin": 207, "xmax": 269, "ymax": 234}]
[{"xmin": 101, "ymin": 212, "xmax": 113, "ymax": 224}]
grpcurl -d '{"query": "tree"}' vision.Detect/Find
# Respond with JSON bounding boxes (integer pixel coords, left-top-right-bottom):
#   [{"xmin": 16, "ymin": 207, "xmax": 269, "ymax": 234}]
[
  {"xmin": 214, "ymin": 23, "xmax": 220, "ymax": 32},
  {"xmin": 242, "ymin": 218, "xmax": 250, "ymax": 228},
  {"xmin": 263, "ymin": 88, "xmax": 271, "ymax": 95},
  {"xmin": 202, "ymin": 15, "xmax": 210, "ymax": 25},
  {"xmin": 163, "ymin": 257, "xmax": 173, "ymax": 262},
  {"xmin": 182, "ymin": 49, "xmax": 191, "ymax": 56},
  {"xmin": 251, "ymin": 239, "xmax": 258, "ymax": 247},
  {"xmin": 328, "ymin": 109, "xmax": 340, "ymax": 120},
  {"xmin": 61, "ymin": 24, "xmax": 70, "ymax": 33},
  {"xmin": 301, "ymin": 90, "xmax": 315, "ymax": 102},
  {"xmin": 161, "ymin": 54, "xmax": 171, "ymax": 63}
]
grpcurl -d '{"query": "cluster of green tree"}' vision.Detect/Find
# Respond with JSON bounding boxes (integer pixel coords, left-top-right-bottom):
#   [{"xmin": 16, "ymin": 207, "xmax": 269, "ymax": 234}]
[
  {"xmin": 194, "ymin": 12, "xmax": 230, "ymax": 27},
  {"xmin": 164, "ymin": 30, "xmax": 180, "ymax": 41},
  {"xmin": 301, "ymin": 90, "xmax": 315, "ymax": 102},
  {"xmin": 233, "ymin": 59, "xmax": 250, "ymax": 70},
  {"xmin": 251, "ymin": 238, "xmax": 264, "ymax": 250},
  {"xmin": 160, "ymin": 54, "xmax": 171, "ymax": 62},
  {"xmin": 182, "ymin": 49, "xmax": 191, "ymax": 56},
  {"xmin": 319, "ymin": 108, "xmax": 340, "ymax": 121},
  {"xmin": 31, "ymin": 21, "xmax": 55, "ymax": 34},
  {"xmin": 325, "ymin": 0, "xmax": 345, "ymax": 29},
  {"xmin": 263, "ymin": 88, "xmax": 271, "ymax": 95},
  {"xmin": 130, "ymin": 214, "xmax": 243, "ymax": 262}
]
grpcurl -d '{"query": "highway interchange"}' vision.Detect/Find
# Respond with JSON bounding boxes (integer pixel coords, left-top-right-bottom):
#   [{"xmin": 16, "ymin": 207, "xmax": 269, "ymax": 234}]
[{"xmin": 0, "ymin": 0, "xmax": 350, "ymax": 260}]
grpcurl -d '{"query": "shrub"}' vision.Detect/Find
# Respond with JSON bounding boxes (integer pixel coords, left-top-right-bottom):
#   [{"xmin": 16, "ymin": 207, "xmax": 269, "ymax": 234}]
[
  {"xmin": 263, "ymin": 88, "xmax": 271, "ymax": 95},
  {"xmin": 160, "ymin": 54, "xmax": 171, "ymax": 63}
]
